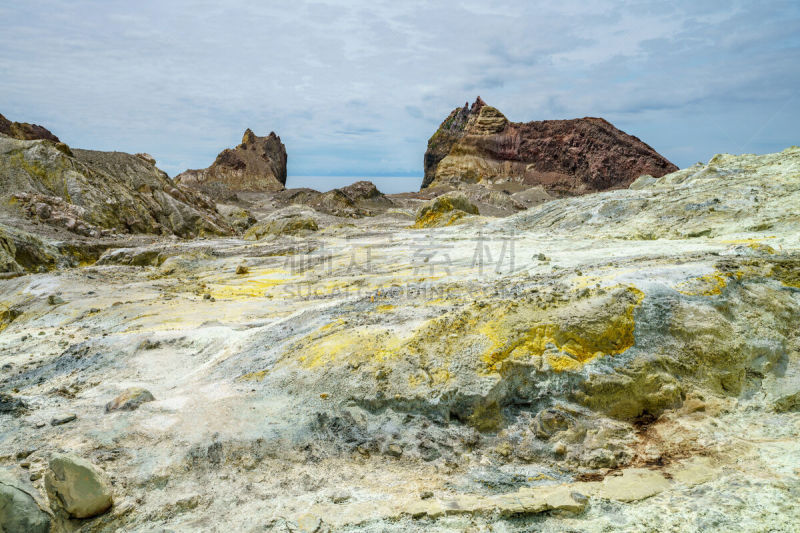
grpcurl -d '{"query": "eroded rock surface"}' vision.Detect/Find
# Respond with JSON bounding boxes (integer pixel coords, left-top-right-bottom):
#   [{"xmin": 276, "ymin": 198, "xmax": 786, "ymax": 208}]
[{"xmin": 0, "ymin": 148, "xmax": 798, "ymax": 532}]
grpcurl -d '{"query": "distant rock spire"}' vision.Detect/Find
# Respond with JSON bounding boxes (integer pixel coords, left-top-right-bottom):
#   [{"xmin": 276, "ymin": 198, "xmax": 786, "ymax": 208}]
[
  {"xmin": 241, "ymin": 128, "xmax": 256, "ymax": 146},
  {"xmin": 471, "ymin": 96, "xmax": 487, "ymax": 113}
]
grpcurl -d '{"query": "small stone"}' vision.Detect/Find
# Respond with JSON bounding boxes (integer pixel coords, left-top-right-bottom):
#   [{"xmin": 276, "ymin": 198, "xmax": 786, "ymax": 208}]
[
  {"xmin": 386, "ymin": 444, "xmax": 403, "ymax": 457},
  {"xmin": 45, "ymin": 453, "xmax": 113, "ymax": 518},
  {"xmin": 296, "ymin": 514, "xmax": 323, "ymax": 533},
  {"xmin": 420, "ymin": 490, "xmax": 434, "ymax": 500},
  {"xmin": 105, "ymin": 387, "xmax": 155, "ymax": 412},
  {"xmin": 29, "ymin": 472, "xmax": 42, "ymax": 482},
  {"xmin": 0, "ymin": 393, "xmax": 27, "ymax": 416},
  {"xmin": 331, "ymin": 490, "xmax": 350, "ymax": 504},
  {"xmin": 47, "ymin": 294, "xmax": 65, "ymax": 305},
  {"xmin": 496, "ymin": 441, "xmax": 512, "ymax": 457},
  {"xmin": 50, "ymin": 414, "xmax": 77, "ymax": 426},
  {"xmin": 236, "ymin": 264, "xmax": 249, "ymax": 275},
  {"xmin": 553, "ymin": 441, "xmax": 567, "ymax": 455},
  {"xmin": 203, "ymin": 293, "xmax": 211, "ymax": 300},
  {"xmin": 33, "ymin": 422, "xmax": 46, "ymax": 429},
  {"xmin": 138, "ymin": 339, "xmax": 161, "ymax": 350}
]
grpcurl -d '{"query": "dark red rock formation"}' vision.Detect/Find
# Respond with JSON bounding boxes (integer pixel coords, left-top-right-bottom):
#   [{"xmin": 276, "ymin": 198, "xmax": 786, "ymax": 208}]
[
  {"xmin": 175, "ymin": 129, "xmax": 287, "ymax": 199},
  {"xmin": 0, "ymin": 113, "xmax": 60, "ymax": 142},
  {"xmin": 422, "ymin": 98, "xmax": 678, "ymax": 195}
]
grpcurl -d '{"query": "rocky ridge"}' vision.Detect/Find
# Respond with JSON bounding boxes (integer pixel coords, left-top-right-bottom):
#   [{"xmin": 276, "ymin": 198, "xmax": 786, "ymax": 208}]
[
  {"xmin": 423, "ymin": 97, "xmax": 677, "ymax": 195},
  {"xmin": 0, "ymin": 115, "xmax": 234, "ymax": 274}
]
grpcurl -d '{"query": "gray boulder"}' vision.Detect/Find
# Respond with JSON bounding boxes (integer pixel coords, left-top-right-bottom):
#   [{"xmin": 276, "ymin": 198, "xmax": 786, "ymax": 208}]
[
  {"xmin": 45, "ymin": 454, "xmax": 113, "ymax": 519},
  {"xmin": 0, "ymin": 468, "xmax": 51, "ymax": 533}
]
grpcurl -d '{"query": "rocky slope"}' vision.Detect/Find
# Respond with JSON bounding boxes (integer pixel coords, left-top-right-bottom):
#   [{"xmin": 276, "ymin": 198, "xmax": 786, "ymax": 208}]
[
  {"xmin": 0, "ymin": 148, "xmax": 798, "ymax": 532},
  {"xmin": 0, "ymin": 128, "xmax": 233, "ymax": 275},
  {"xmin": 175, "ymin": 129, "xmax": 287, "ymax": 199},
  {"xmin": 423, "ymin": 97, "xmax": 677, "ymax": 195}
]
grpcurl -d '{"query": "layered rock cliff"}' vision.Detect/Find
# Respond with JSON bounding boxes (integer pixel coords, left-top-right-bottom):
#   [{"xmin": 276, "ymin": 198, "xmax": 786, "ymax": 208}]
[
  {"xmin": 175, "ymin": 129, "xmax": 287, "ymax": 199},
  {"xmin": 423, "ymin": 97, "xmax": 677, "ymax": 194}
]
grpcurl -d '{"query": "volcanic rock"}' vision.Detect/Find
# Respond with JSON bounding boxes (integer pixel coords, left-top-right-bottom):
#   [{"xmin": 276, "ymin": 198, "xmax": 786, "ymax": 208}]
[
  {"xmin": 0, "ymin": 468, "xmax": 51, "ymax": 533},
  {"xmin": 272, "ymin": 180, "xmax": 395, "ymax": 218},
  {"xmin": 0, "ymin": 134, "xmax": 230, "ymax": 244},
  {"xmin": 0, "ymin": 112, "xmax": 60, "ymax": 143},
  {"xmin": 422, "ymin": 97, "xmax": 677, "ymax": 195},
  {"xmin": 2, "ymin": 147, "xmax": 800, "ymax": 531},
  {"xmin": 175, "ymin": 129, "xmax": 287, "ymax": 199},
  {"xmin": 45, "ymin": 453, "xmax": 113, "ymax": 518},
  {"xmin": 414, "ymin": 192, "xmax": 479, "ymax": 228},
  {"xmin": 243, "ymin": 207, "xmax": 318, "ymax": 240},
  {"xmin": 105, "ymin": 387, "xmax": 156, "ymax": 412}
]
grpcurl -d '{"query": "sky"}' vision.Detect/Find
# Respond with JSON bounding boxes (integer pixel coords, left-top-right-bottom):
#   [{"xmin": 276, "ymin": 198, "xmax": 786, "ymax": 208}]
[{"xmin": 1, "ymin": 1, "xmax": 798, "ymax": 192}]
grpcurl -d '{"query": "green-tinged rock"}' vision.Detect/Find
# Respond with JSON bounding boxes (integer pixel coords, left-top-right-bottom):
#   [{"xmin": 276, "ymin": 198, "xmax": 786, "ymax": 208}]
[
  {"xmin": 218, "ymin": 205, "xmax": 257, "ymax": 232},
  {"xmin": 0, "ymin": 135, "xmax": 231, "ymax": 238},
  {"xmin": 244, "ymin": 211, "xmax": 318, "ymax": 240},
  {"xmin": 414, "ymin": 192, "xmax": 479, "ymax": 228},
  {"xmin": 45, "ymin": 453, "xmax": 113, "ymax": 518},
  {"xmin": 0, "ymin": 469, "xmax": 51, "ymax": 533}
]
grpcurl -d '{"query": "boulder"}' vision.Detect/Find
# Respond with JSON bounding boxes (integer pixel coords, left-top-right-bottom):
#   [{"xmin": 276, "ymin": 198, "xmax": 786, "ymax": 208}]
[
  {"xmin": 422, "ymin": 97, "xmax": 677, "ymax": 195},
  {"xmin": 217, "ymin": 204, "xmax": 257, "ymax": 232},
  {"xmin": 105, "ymin": 387, "xmax": 156, "ymax": 412},
  {"xmin": 45, "ymin": 453, "xmax": 113, "ymax": 519},
  {"xmin": 0, "ymin": 469, "xmax": 51, "ymax": 533}
]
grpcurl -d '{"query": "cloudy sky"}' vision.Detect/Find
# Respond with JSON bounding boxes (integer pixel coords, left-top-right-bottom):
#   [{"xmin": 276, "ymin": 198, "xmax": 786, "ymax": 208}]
[{"xmin": 1, "ymin": 1, "xmax": 798, "ymax": 191}]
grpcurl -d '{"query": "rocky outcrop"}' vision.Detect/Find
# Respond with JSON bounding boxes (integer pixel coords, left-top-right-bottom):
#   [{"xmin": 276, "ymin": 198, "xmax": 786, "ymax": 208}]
[
  {"xmin": 272, "ymin": 180, "xmax": 395, "ymax": 218},
  {"xmin": 422, "ymin": 97, "xmax": 677, "ymax": 195},
  {"xmin": 175, "ymin": 129, "xmax": 287, "ymax": 199},
  {"xmin": 243, "ymin": 207, "xmax": 318, "ymax": 240},
  {"xmin": 0, "ymin": 112, "xmax": 60, "ymax": 143},
  {"xmin": 0, "ymin": 135, "xmax": 230, "ymax": 240},
  {"xmin": 414, "ymin": 192, "xmax": 479, "ymax": 228}
]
